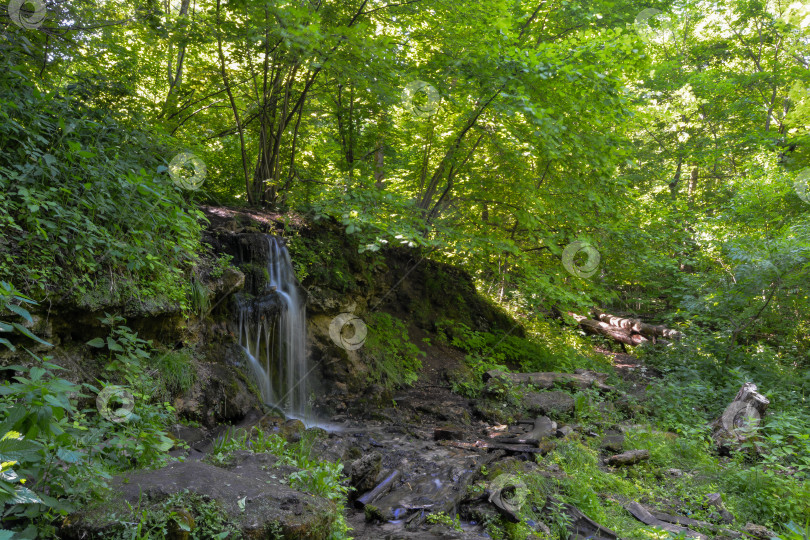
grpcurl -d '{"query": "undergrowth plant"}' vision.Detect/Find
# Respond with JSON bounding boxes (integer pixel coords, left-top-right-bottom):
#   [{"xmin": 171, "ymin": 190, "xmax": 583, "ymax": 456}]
[
  {"xmin": 363, "ymin": 312, "xmax": 424, "ymax": 390},
  {"xmin": 0, "ymin": 283, "xmax": 178, "ymax": 535}
]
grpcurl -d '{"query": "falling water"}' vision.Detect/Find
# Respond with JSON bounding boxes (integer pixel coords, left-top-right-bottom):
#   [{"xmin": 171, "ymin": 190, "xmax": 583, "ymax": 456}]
[{"xmin": 237, "ymin": 236, "xmax": 310, "ymax": 420}]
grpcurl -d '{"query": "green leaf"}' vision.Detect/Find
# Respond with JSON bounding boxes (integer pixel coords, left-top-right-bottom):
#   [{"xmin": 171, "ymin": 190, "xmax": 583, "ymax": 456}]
[
  {"xmin": 11, "ymin": 323, "xmax": 51, "ymax": 347},
  {"xmin": 107, "ymin": 338, "xmax": 124, "ymax": 352},
  {"xmin": 86, "ymin": 337, "xmax": 105, "ymax": 348},
  {"xmin": 10, "ymin": 485, "xmax": 41, "ymax": 505},
  {"xmin": 5, "ymin": 304, "xmax": 32, "ymax": 323},
  {"xmin": 56, "ymin": 447, "xmax": 82, "ymax": 464},
  {"xmin": 0, "ymin": 436, "xmax": 41, "ymax": 463}
]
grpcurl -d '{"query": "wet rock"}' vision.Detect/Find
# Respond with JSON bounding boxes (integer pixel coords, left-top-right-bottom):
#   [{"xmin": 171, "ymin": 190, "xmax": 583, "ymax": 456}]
[
  {"xmin": 61, "ymin": 457, "xmax": 333, "ymax": 539},
  {"xmin": 434, "ymin": 425, "xmax": 465, "ymax": 441},
  {"xmin": 601, "ymin": 429, "xmax": 625, "ymax": 452},
  {"xmin": 666, "ymin": 468, "xmax": 684, "ymax": 477},
  {"xmin": 169, "ymin": 424, "xmax": 206, "ymax": 447},
  {"xmin": 172, "ymin": 344, "xmax": 262, "ymax": 428},
  {"xmin": 350, "ymin": 451, "xmax": 383, "ymax": 495},
  {"xmin": 524, "ymin": 391, "xmax": 575, "ymax": 418},
  {"xmin": 280, "ymin": 419, "xmax": 306, "ymax": 442},
  {"xmin": 742, "ymin": 523, "xmax": 777, "ymax": 539}
]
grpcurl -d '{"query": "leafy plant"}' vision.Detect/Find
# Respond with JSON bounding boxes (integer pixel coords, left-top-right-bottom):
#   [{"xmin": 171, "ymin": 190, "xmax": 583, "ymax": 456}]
[{"xmin": 363, "ymin": 312, "xmax": 424, "ymax": 390}]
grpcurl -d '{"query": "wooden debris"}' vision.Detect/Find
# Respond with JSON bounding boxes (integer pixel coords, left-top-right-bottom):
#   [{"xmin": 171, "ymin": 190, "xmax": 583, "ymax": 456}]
[
  {"xmin": 592, "ymin": 309, "xmax": 682, "ymax": 341},
  {"xmin": 484, "ymin": 369, "xmax": 614, "ymax": 392},
  {"xmin": 354, "ymin": 469, "xmax": 401, "ymax": 509},
  {"xmin": 438, "ymin": 439, "xmax": 552, "ymax": 455},
  {"xmin": 543, "ymin": 496, "xmax": 620, "ymax": 540},
  {"xmin": 606, "ymin": 449, "xmax": 650, "ymax": 466},
  {"xmin": 571, "ymin": 312, "xmax": 650, "ymax": 347},
  {"xmin": 647, "ymin": 508, "xmax": 740, "ymax": 538},
  {"xmin": 710, "ymin": 383, "xmax": 770, "ymax": 449},
  {"xmin": 624, "ymin": 501, "xmax": 707, "ymax": 540}
]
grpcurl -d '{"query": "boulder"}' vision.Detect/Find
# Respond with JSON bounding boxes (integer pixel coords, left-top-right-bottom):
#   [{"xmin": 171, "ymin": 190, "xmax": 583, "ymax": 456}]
[
  {"xmin": 350, "ymin": 451, "xmax": 384, "ymax": 496},
  {"xmin": 61, "ymin": 454, "xmax": 334, "ymax": 539},
  {"xmin": 601, "ymin": 429, "xmax": 625, "ymax": 452}
]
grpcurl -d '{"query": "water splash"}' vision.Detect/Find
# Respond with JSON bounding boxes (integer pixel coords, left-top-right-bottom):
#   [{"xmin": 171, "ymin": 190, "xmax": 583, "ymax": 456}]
[{"xmin": 237, "ymin": 236, "xmax": 310, "ymax": 421}]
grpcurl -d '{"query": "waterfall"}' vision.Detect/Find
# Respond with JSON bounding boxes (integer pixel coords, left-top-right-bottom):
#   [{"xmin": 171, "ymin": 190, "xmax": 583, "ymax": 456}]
[{"xmin": 237, "ymin": 236, "xmax": 310, "ymax": 421}]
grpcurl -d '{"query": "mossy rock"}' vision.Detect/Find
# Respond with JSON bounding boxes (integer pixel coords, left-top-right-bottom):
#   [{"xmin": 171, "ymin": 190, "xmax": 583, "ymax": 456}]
[{"xmin": 61, "ymin": 456, "xmax": 335, "ymax": 539}]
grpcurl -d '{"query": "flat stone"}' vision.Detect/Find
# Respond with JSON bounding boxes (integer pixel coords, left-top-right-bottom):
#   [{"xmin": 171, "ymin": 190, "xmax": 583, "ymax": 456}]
[
  {"xmin": 601, "ymin": 429, "xmax": 625, "ymax": 452},
  {"xmin": 743, "ymin": 523, "xmax": 777, "ymax": 539},
  {"xmin": 524, "ymin": 391, "xmax": 575, "ymax": 418},
  {"xmin": 62, "ymin": 453, "xmax": 334, "ymax": 539},
  {"xmin": 556, "ymin": 426, "xmax": 574, "ymax": 438}
]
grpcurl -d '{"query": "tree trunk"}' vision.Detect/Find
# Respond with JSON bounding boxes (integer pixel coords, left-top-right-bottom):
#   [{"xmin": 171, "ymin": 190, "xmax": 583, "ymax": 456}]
[
  {"xmin": 591, "ymin": 309, "xmax": 682, "ymax": 340},
  {"xmin": 571, "ymin": 313, "xmax": 650, "ymax": 347}
]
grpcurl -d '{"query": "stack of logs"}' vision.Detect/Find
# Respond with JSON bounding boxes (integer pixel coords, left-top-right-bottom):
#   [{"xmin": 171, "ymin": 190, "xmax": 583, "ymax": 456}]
[{"xmin": 569, "ymin": 308, "xmax": 682, "ymax": 348}]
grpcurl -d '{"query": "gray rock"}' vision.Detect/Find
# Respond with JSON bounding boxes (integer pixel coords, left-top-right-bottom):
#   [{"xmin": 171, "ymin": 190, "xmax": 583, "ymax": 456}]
[
  {"xmin": 556, "ymin": 425, "xmax": 574, "ymax": 438},
  {"xmin": 62, "ymin": 455, "xmax": 334, "ymax": 539},
  {"xmin": 743, "ymin": 523, "xmax": 777, "ymax": 539},
  {"xmin": 601, "ymin": 429, "xmax": 625, "ymax": 452},
  {"xmin": 524, "ymin": 391, "xmax": 575, "ymax": 418},
  {"xmin": 350, "ymin": 451, "xmax": 383, "ymax": 495}
]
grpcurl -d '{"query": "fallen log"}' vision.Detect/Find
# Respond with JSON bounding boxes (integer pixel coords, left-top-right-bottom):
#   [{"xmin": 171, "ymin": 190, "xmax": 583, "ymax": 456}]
[
  {"xmin": 543, "ymin": 496, "xmax": 620, "ymax": 540},
  {"xmin": 484, "ymin": 369, "xmax": 614, "ymax": 393},
  {"xmin": 354, "ymin": 469, "xmax": 401, "ymax": 509},
  {"xmin": 570, "ymin": 313, "xmax": 650, "ymax": 347},
  {"xmin": 624, "ymin": 501, "xmax": 707, "ymax": 540},
  {"xmin": 710, "ymin": 383, "xmax": 770, "ymax": 450},
  {"xmin": 592, "ymin": 309, "xmax": 682, "ymax": 341},
  {"xmin": 647, "ymin": 507, "xmax": 740, "ymax": 537},
  {"xmin": 438, "ymin": 439, "xmax": 552, "ymax": 455},
  {"xmin": 606, "ymin": 449, "xmax": 650, "ymax": 466}
]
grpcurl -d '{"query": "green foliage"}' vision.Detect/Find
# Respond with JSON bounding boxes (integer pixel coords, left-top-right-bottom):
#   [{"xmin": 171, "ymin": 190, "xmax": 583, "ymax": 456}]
[
  {"xmin": 152, "ymin": 349, "xmax": 197, "ymax": 396},
  {"xmin": 189, "ymin": 278, "xmax": 210, "ymax": 319},
  {"xmin": 0, "ymin": 295, "xmax": 179, "ymax": 534},
  {"xmin": 363, "ymin": 312, "xmax": 424, "ymax": 390},
  {"xmin": 110, "ymin": 491, "xmax": 239, "ymax": 540},
  {"xmin": 0, "ymin": 282, "xmax": 51, "ymax": 351},
  {"xmin": 0, "ymin": 64, "xmax": 202, "ymax": 308},
  {"xmin": 426, "ymin": 511, "xmax": 463, "ymax": 532}
]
